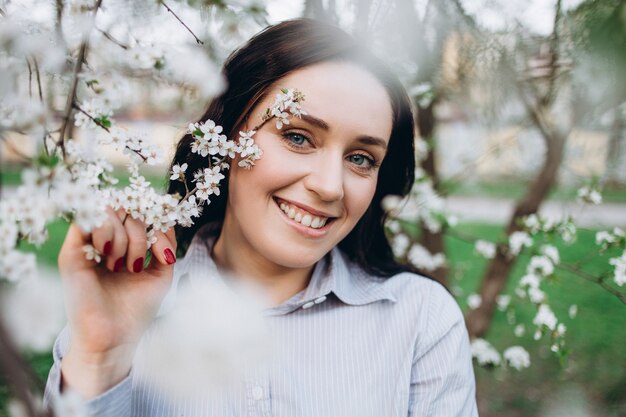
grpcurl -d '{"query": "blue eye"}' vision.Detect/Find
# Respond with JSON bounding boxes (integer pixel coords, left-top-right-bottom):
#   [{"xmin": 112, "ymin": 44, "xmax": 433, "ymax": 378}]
[
  {"xmin": 286, "ymin": 133, "xmax": 307, "ymax": 146},
  {"xmin": 349, "ymin": 154, "xmax": 368, "ymax": 165}
]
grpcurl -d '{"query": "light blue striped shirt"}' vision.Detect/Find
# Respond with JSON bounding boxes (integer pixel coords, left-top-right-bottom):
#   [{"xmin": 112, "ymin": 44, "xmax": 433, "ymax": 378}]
[{"xmin": 45, "ymin": 228, "xmax": 478, "ymax": 416}]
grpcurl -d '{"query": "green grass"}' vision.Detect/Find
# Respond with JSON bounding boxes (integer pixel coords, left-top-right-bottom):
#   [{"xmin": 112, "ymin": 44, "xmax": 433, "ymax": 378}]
[
  {"xmin": 1, "ymin": 221, "xmax": 625, "ymax": 416},
  {"xmin": 441, "ymin": 179, "xmax": 626, "ymax": 203}
]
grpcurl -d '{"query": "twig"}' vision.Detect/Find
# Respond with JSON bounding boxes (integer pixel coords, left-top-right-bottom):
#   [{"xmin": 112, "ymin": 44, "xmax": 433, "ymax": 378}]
[
  {"xmin": 73, "ymin": 103, "xmax": 110, "ymax": 132},
  {"xmin": 0, "ymin": 320, "xmax": 38, "ymax": 417},
  {"xmin": 556, "ymin": 262, "xmax": 626, "ymax": 305},
  {"xmin": 97, "ymin": 27, "xmax": 129, "ymax": 49},
  {"xmin": 33, "ymin": 57, "xmax": 43, "ymax": 103},
  {"xmin": 160, "ymin": 1, "xmax": 204, "ymax": 45},
  {"xmin": 26, "ymin": 58, "xmax": 33, "ymax": 98},
  {"xmin": 57, "ymin": 0, "xmax": 104, "ymax": 157}
]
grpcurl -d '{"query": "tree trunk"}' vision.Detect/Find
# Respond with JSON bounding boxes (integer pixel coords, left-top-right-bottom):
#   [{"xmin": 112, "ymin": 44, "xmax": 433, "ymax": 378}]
[
  {"xmin": 466, "ymin": 126, "xmax": 567, "ymax": 338},
  {"xmin": 416, "ymin": 101, "xmax": 449, "ymax": 286}
]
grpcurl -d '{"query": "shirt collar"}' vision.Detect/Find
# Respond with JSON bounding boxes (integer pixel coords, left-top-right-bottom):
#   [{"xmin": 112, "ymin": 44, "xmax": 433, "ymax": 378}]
[{"xmin": 175, "ymin": 224, "xmax": 397, "ymax": 316}]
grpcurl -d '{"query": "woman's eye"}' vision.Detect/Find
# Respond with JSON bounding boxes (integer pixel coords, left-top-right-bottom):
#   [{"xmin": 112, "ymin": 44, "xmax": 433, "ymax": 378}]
[
  {"xmin": 284, "ymin": 133, "xmax": 308, "ymax": 146},
  {"xmin": 348, "ymin": 154, "xmax": 371, "ymax": 166}
]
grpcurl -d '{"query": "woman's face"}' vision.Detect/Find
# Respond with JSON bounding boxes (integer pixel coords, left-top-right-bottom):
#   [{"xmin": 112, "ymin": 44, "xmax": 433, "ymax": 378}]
[{"xmin": 223, "ymin": 61, "xmax": 393, "ymax": 269}]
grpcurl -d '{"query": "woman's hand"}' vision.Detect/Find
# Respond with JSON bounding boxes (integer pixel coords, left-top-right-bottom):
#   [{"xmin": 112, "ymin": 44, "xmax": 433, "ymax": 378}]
[{"xmin": 58, "ymin": 207, "xmax": 177, "ymax": 398}]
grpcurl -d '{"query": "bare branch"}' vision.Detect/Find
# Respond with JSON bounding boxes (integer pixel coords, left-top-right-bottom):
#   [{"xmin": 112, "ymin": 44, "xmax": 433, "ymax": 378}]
[
  {"xmin": 26, "ymin": 58, "xmax": 33, "ymax": 98},
  {"xmin": 97, "ymin": 27, "xmax": 129, "ymax": 49},
  {"xmin": 556, "ymin": 262, "xmax": 626, "ymax": 305},
  {"xmin": 160, "ymin": 1, "xmax": 204, "ymax": 45},
  {"xmin": 58, "ymin": 0, "xmax": 104, "ymax": 157},
  {"xmin": 33, "ymin": 57, "xmax": 43, "ymax": 103}
]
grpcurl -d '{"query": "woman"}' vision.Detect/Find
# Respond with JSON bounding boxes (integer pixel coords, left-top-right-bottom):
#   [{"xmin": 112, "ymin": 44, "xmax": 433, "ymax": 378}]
[{"xmin": 46, "ymin": 18, "xmax": 478, "ymax": 417}]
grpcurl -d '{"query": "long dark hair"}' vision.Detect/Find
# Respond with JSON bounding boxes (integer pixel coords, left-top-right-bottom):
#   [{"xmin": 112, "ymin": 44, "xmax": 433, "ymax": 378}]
[{"xmin": 168, "ymin": 18, "xmax": 416, "ymax": 277}]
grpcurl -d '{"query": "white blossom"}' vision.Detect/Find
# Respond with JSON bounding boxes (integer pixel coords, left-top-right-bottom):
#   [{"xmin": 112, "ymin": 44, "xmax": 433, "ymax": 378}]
[
  {"xmin": 609, "ymin": 250, "xmax": 626, "ymax": 286},
  {"xmin": 509, "ymin": 231, "xmax": 532, "ymax": 256},
  {"xmin": 391, "ymin": 234, "xmax": 410, "ymax": 258},
  {"xmin": 496, "ymin": 294, "xmax": 511, "ymax": 311},
  {"xmin": 407, "ymin": 244, "xmax": 445, "ymax": 272},
  {"xmin": 503, "ymin": 346, "xmax": 530, "ymax": 370},
  {"xmin": 528, "ymin": 287, "xmax": 546, "ymax": 304},
  {"xmin": 1, "ymin": 273, "xmax": 65, "ymax": 351},
  {"xmin": 0, "ymin": 250, "xmax": 37, "ymax": 283},
  {"xmin": 528, "ymin": 255, "xmax": 554, "ymax": 277},
  {"xmin": 533, "ymin": 304, "xmax": 557, "ymax": 331},
  {"xmin": 568, "ymin": 304, "xmax": 578, "ymax": 319},
  {"xmin": 467, "ymin": 293, "xmax": 482, "ymax": 310},
  {"xmin": 576, "ymin": 186, "xmax": 602, "ymax": 205},
  {"xmin": 170, "ymin": 163, "xmax": 188, "ymax": 181},
  {"xmin": 82, "ymin": 244, "xmax": 101, "ymax": 263},
  {"xmin": 475, "ymin": 240, "xmax": 496, "ymax": 259},
  {"xmin": 514, "ymin": 324, "xmax": 525, "ymax": 337},
  {"xmin": 540, "ymin": 245, "xmax": 560, "ymax": 265},
  {"xmin": 140, "ymin": 278, "xmax": 272, "ymax": 396},
  {"xmin": 471, "ymin": 338, "xmax": 501, "ymax": 366}
]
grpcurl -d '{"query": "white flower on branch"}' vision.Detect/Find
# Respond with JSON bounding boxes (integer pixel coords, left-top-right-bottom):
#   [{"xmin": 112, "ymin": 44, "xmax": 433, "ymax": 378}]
[
  {"xmin": 0, "ymin": 250, "xmax": 37, "ymax": 284},
  {"xmin": 576, "ymin": 186, "xmax": 602, "ymax": 205},
  {"xmin": 82, "ymin": 244, "xmax": 101, "ymax": 263},
  {"xmin": 139, "ymin": 278, "xmax": 272, "ymax": 397},
  {"xmin": 608, "ymin": 250, "xmax": 626, "ymax": 287},
  {"xmin": 514, "ymin": 324, "xmax": 525, "ymax": 337},
  {"xmin": 508, "ymin": 231, "xmax": 532, "ymax": 256},
  {"xmin": 475, "ymin": 240, "xmax": 496, "ymax": 259},
  {"xmin": 528, "ymin": 255, "xmax": 554, "ymax": 277},
  {"xmin": 467, "ymin": 293, "xmax": 482, "ymax": 310},
  {"xmin": 407, "ymin": 244, "xmax": 445, "ymax": 272},
  {"xmin": 496, "ymin": 294, "xmax": 511, "ymax": 311},
  {"xmin": 568, "ymin": 304, "xmax": 578, "ymax": 319},
  {"xmin": 533, "ymin": 304, "xmax": 557, "ymax": 331},
  {"xmin": 503, "ymin": 346, "xmax": 530, "ymax": 370},
  {"xmin": 540, "ymin": 245, "xmax": 560, "ymax": 265},
  {"xmin": 1, "ymin": 273, "xmax": 65, "ymax": 352},
  {"xmin": 170, "ymin": 163, "xmax": 188, "ymax": 180},
  {"xmin": 471, "ymin": 338, "xmax": 501, "ymax": 366},
  {"xmin": 391, "ymin": 233, "xmax": 410, "ymax": 258}
]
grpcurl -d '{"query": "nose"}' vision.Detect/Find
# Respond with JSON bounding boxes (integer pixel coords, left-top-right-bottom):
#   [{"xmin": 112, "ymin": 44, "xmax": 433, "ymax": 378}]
[{"xmin": 303, "ymin": 153, "xmax": 344, "ymax": 202}]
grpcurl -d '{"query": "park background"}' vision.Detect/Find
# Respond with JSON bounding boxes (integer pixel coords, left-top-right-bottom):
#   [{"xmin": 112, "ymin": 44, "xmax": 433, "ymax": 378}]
[{"xmin": 0, "ymin": 0, "xmax": 625, "ymax": 416}]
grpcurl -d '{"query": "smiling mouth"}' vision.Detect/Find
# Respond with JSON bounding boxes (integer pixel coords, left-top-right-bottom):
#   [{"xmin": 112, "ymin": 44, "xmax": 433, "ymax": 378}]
[{"xmin": 273, "ymin": 197, "xmax": 336, "ymax": 230}]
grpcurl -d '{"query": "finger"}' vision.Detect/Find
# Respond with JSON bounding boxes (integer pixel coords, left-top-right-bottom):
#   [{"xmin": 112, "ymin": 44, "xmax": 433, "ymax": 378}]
[
  {"xmin": 91, "ymin": 208, "xmax": 116, "ymax": 258},
  {"xmin": 149, "ymin": 228, "xmax": 177, "ymax": 266},
  {"xmin": 124, "ymin": 215, "xmax": 148, "ymax": 274},
  {"xmin": 104, "ymin": 210, "xmax": 129, "ymax": 272}
]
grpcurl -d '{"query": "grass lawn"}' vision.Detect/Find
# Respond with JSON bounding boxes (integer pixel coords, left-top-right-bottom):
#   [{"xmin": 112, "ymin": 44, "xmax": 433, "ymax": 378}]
[{"xmin": 1, "ymin": 221, "xmax": 625, "ymax": 416}]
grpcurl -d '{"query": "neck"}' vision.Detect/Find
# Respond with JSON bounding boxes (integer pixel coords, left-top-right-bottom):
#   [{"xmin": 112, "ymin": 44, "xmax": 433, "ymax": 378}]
[{"xmin": 212, "ymin": 214, "xmax": 314, "ymax": 306}]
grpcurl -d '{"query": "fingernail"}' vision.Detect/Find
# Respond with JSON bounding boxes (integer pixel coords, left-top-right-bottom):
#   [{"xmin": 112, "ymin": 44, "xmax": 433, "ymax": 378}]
[
  {"xmin": 133, "ymin": 257, "xmax": 144, "ymax": 273},
  {"xmin": 103, "ymin": 241, "xmax": 112, "ymax": 256},
  {"xmin": 114, "ymin": 257, "xmax": 125, "ymax": 272},
  {"xmin": 164, "ymin": 248, "xmax": 176, "ymax": 265}
]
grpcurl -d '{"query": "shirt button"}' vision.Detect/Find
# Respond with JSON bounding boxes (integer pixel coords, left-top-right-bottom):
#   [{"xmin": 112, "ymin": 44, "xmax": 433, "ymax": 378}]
[
  {"xmin": 302, "ymin": 301, "xmax": 315, "ymax": 309},
  {"xmin": 251, "ymin": 386, "xmax": 263, "ymax": 400},
  {"xmin": 314, "ymin": 296, "xmax": 327, "ymax": 304}
]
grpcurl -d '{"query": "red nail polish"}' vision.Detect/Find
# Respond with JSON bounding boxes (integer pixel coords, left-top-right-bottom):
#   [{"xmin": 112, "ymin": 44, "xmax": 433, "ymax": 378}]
[
  {"xmin": 114, "ymin": 257, "xmax": 125, "ymax": 272},
  {"xmin": 103, "ymin": 241, "xmax": 112, "ymax": 256},
  {"xmin": 164, "ymin": 248, "xmax": 176, "ymax": 265},
  {"xmin": 133, "ymin": 257, "xmax": 144, "ymax": 273}
]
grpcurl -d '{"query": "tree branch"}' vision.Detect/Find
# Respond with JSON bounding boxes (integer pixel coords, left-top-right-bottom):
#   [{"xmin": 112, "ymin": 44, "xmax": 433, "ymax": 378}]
[
  {"xmin": 33, "ymin": 57, "xmax": 43, "ymax": 103},
  {"xmin": 97, "ymin": 27, "xmax": 129, "ymax": 49},
  {"xmin": 160, "ymin": 1, "xmax": 204, "ymax": 45},
  {"xmin": 57, "ymin": 0, "xmax": 104, "ymax": 157},
  {"xmin": 556, "ymin": 262, "xmax": 626, "ymax": 305}
]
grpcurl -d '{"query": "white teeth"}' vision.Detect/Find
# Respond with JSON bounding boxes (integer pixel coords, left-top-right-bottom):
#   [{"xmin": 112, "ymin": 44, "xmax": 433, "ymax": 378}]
[{"xmin": 278, "ymin": 201, "xmax": 329, "ymax": 229}]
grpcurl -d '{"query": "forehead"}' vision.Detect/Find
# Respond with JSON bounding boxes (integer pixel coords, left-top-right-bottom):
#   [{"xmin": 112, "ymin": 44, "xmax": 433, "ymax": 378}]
[{"xmin": 254, "ymin": 61, "xmax": 394, "ymax": 140}]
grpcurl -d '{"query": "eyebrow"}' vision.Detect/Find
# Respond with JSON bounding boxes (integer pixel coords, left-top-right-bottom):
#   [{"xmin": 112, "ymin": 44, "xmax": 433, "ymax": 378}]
[{"xmin": 298, "ymin": 113, "xmax": 388, "ymax": 150}]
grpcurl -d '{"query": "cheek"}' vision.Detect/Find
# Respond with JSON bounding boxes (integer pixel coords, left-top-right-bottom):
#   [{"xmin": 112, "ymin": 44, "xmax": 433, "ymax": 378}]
[{"xmin": 344, "ymin": 176, "xmax": 378, "ymax": 221}]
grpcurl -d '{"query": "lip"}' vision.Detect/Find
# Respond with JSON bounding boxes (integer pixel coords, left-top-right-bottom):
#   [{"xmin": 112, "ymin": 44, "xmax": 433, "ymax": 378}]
[
  {"xmin": 273, "ymin": 197, "xmax": 336, "ymax": 238},
  {"xmin": 273, "ymin": 197, "xmax": 338, "ymax": 218}
]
